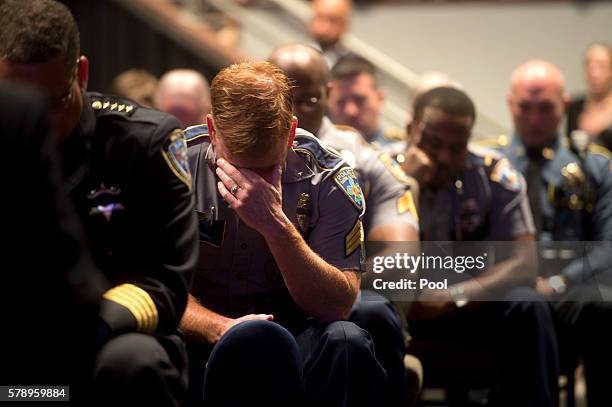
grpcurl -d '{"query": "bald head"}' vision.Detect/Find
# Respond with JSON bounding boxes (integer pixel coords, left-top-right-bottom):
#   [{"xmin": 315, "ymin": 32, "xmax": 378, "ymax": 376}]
[
  {"xmin": 154, "ymin": 69, "xmax": 211, "ymax": 128},
  {"xmin": 508, "ymin": 60, "xmax": 568, "ymax": 150},
  {"xmin": 309, "ymin": 0, "xmax": 351, "ymax": 50},
  {"xmin": 269, "ymin": 44, "xmax": 330, "ymax": 134},
  {"xmin": 510, "ymin": 59, "xmax": 566, "ymax": 96},
  {"xmin": 269, "ymin": 44, "xmax": 329, "ymax": 86}
]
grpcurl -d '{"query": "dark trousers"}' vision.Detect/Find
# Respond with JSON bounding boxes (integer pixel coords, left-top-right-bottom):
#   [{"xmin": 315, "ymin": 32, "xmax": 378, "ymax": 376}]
[
  {"xmin": 409, "ymin": 287, "xmax": 559, "ymax": 407},
  {"xmin": 350, "ymin": 290, "xmax": 417, "ymax": 406},
  {"xmin": 186, "ymin": 319, "xmax": 387, "ymax": 407},
  {"xmin": 554, "ymin": 284, "xmax": 612, "ymax": 407},
  {"xmin": 94, "ymin": 333, "xmax": 188, "ymax": 406}
]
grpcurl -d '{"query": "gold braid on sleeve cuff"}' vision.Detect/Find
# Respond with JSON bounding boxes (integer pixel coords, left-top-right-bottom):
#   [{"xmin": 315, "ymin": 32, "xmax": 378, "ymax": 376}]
[{"xmin": 103, "ymin": 284, "xmax": 158, "ymax": 333}]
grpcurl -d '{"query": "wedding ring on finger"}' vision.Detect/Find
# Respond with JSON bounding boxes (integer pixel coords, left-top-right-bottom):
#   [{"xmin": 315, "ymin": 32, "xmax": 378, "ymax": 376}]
[{"xmin": 231, "ymin": 184, "xmax": 241, "ymax": 196}]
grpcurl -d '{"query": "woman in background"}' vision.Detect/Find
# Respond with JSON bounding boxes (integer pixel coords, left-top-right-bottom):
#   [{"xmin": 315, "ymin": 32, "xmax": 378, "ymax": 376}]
[{"xmin": 567, "ymin": 42, "xmax": 612, "ymax": 151}]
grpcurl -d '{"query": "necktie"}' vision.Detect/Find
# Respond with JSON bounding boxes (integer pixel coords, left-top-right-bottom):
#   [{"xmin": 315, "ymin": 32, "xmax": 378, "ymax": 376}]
[{"xmin": 526, "ymin": 156, "xmax": 543, "ymax": 236}]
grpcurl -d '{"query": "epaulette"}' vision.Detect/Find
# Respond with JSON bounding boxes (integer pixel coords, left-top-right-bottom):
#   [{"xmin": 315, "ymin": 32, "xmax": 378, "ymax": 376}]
[
  {"xmin": 90, "ymin": 95, "xmax": 137, "ymax": 117},
  {"xmin": 184, "ymin": 124, "xmax": 209, "ymax": 146},
  {"xmin": 378, "ymin": 152, "xmax": 413, "ymax": 186},
  {"xmin": 587, "ymin": 143, "xmax": 612, "ymax": 158},
  {"xmin": 468, "ymin": 143, "xmax": 505, "ymax": 168},
  {"xmin": 383, "ymin": 127, "xmax": 406, "ymax": 142},
  {"xmin": 293, "ymin": 131, "xmax": 343, "ymax": 171},
  {"xmin": 473, "ymin": 134, "xmax": 509, "ymax": 149}
]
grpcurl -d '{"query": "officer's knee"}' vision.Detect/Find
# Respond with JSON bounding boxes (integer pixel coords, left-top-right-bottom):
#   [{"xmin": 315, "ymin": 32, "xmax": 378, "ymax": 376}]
[
  {"xmin": 204, "ymin": 320, "xmax": 303, "ymax": 404},
  {"xmin": 351, "ymin": 298, "xmax": 400, "ymax": 333},
  {"xmin": 217, "ymin": 319, "xmax": 298, "ymax": 355},
  {"xmin": 322, "ymin": 321, "xmax": 374, "ymax": 356},
  {"xmin": 95, "ymin": 333, "xmax": 168, "ymax": 382}
]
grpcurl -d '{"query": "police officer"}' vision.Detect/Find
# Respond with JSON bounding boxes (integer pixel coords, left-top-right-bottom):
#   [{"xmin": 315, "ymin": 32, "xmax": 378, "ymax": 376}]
[
  {"xmin": 0, "ymin": 1, "xmax": 199, "ymax": 405},
  {"xmin": 502, "ymin": 59, "xmax": 612, "ymax": 406},
  {"xmin": 395, "ymin": 86, "xmax": 559, "ymax": 406},
  {"xmin": 327, "ymin": 53, "xmax": 406, "ymax": 149},
  {"xmin": 0, "ymin": 80, "xmax": 106, "ymax": 397},
  {"xmin": 180, "ymin": 61, "xmax": 386, "ymax": 407},
  {"xmin": 268, "ymin": 43, "xmax": 421, "ymax": 407}
]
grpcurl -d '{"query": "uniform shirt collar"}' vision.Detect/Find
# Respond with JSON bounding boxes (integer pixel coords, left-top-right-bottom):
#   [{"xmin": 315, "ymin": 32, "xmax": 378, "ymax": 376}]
[{"xmin": 510, "ymin": 132, "xmax": 561, "ymax": 160}]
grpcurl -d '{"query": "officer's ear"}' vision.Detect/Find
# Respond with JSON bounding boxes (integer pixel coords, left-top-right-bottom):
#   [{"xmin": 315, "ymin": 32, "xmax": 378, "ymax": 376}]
[
  {"xmin": 76, "ymin": 56, "xmax": 89, "ymax": 91},
  {"xmin": 287, "ymin": 116, "xmax": 297, "ymax": 149},
  {"xmin": 206, "ymin": 114, "xmax": 217, "ymax": 146}
]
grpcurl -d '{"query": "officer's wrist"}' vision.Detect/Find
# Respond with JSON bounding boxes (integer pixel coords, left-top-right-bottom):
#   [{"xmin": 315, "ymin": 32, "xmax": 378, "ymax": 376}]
[
  {"xmin": 549, "ymin": 275, "xmax": 567, "ymax": 295},
  {"xmin": 261, "ymin": 211, "xmax": 295, "ymax": 241}
]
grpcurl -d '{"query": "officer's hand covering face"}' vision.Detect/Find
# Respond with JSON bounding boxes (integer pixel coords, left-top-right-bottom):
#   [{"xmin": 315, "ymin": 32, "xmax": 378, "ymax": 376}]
[{"xmin": 206, "ymin": 114, "xmax": 297, "ymax": 185}]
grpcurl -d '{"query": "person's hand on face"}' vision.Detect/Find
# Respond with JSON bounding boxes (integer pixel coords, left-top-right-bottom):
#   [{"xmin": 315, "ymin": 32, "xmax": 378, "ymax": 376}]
[
  {"xmin": 215, "ymin": 158, "xmax": 288, "ymax": 238},
  {"xmin": 401, "ymin": 123, "xmax": 436, "ymax": 186}
]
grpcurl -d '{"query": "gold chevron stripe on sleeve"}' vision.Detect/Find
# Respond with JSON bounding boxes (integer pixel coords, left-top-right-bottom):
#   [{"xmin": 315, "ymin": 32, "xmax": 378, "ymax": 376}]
[
  {"xmin": 345, "ymin": 219, "xmax": 363, "ymax": 257},
  {"xmin": 103, "ymin": 284, "xmax": 159, "ymax": 332}
]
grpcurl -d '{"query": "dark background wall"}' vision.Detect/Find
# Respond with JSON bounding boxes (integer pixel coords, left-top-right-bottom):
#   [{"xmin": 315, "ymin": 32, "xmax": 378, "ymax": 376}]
[{"xmin": 61, "ymin": 0, "xmax": 222, "ymax": 93}]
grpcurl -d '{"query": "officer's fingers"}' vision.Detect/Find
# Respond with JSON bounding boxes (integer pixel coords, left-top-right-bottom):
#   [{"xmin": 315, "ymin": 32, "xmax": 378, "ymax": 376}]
[
  {"xmin": 236, "ymin": 167, "xmax": 262, "ymax": 186},
  {"xmin": 217, "ymin": 158, "xmax": 247, "ymax": 186},
  {"xmin": 215, "ymin": 166, "xmax": 235, "ymax": 189},
  {"xmin": 236, "ymin": 314, "xmax": 274, "ymax": 323},
  {"xmin": 218, "ymin": 181, "xmax": 239, "ymax": 207}
]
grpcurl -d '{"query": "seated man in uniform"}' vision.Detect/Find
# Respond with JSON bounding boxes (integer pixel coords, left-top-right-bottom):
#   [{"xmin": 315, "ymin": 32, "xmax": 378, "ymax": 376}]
[
  {"xmin": 394, "ymin": 87, "xmax": 559, "ymax": 406},
  {"xmin": 503, "ymin": 59, "xmax": 612, "ymax": 406},
  {"xmin": 327, "ymin": 54, "xmax": 405, "ymax": 149},
  {"xmin": 180, "ymin": 61, "xmax": 386, "ymax": 406},
  {"xmin": 0, "ymin": 80, "xmax": 106, "ymax": 398},
  {"xmin": 269, "ymin": 43, "xmax": 421, "ymax": 407},
  {"xmin": 0, "ymin": 1, "xmax": 199, "ymax": 405}
]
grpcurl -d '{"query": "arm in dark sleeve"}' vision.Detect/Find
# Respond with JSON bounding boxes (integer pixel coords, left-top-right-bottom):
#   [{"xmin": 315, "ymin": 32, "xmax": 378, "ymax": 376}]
[{"xmin": 100, "ymin": 115, "xmax": 199, "ymax": 335}]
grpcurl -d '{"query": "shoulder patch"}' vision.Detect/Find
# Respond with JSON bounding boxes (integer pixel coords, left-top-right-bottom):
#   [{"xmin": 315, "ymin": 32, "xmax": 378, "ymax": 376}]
[
  {"xmin": 345, "ymin": 218, "xmax": 364, "ymax": 258},
  {"xmin": 397, "ymin": 190, "xmax": 418, "ymax": 222},
  {"xmin": 161, "ymin": 129, "xmax": 191, "ymax": 189},
  {"xmin": 378, "ymin": 153, "xmax": 412, "ymax": 185},
  {"xmin": 490, "ymin": 158, "xmax": 521, "ymax": 192},
  {"xmin": 184, "ymin": 124, "xmax": 209, "ymax": 145},
  {"xmin": 334, "ymin": 167, "xmax": 364, "ymax": 211}
]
